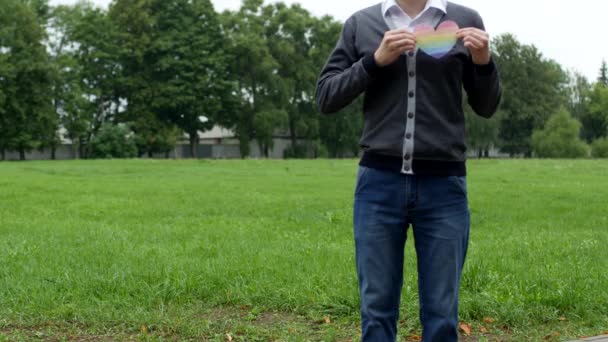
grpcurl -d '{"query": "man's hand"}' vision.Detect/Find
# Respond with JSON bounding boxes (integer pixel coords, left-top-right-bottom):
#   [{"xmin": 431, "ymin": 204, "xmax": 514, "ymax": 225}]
[
  {"xmin": 374, "ymin": 29, "xmax": 417, "ymax": 67},
  {"xmin": 456, "ymin": 28, "xmax": 491, "ymax": 65}
]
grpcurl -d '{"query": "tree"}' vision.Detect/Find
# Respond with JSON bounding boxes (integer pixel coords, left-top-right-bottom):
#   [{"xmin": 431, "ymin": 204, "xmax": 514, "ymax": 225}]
[
  {"xmin": 598, "ymin": 60, "xmax": 608, "ymax": 87},
  {"xmin": 464, "ymin": 101, "xmax": 500, "ymax": 158},
  {"xmin": 531, "ymin": 109, "xmax": 589, "ymax": 158},
  {"xmin": 221, "ymin": 0, "xmax": 289, "ymax": 158},
  {"xmin": 146, "ymin": 0, "xmax": 233, "ymax": 158},
  {"xmin": 60, "ymin": 2, "xmax": 122, "ymax": 158},
  {"xmin": 493, "ymin": 34, "xmax": 569, "ymax": 157},
  {"xmin": 89, "ymin": 123, "xmax": 137, "ymax": 158},
  {"xmin": 0, "ymin": 27, "xmax": 11, "ymax": 160},
  {"xmin": 319, "ymin": 98, "xmax": 363, "ymax": 158},
  {"xmin": 580, "ymin": 83, "xmax": 608, "ymax": 142},
  {"xmin": 0, "ymin": 0, "xmax": 54, "ymax": 160},
  {"xmin": 566, "ymin": 71, "xmax": 591, "ymax": 122},
  {"xmin": 591, "ymin": 138, "xmax": 608, "ymax": 158},
  {"xmin": 47, "ymin": 5, "xmax": 90, "ymax": 158},
  {"xmin": 311, "ymin": 14, "xmax": 364, "ymax": 158},
  {"xmin": 263, "ymin": 2, "xmax": 320, "ymax": 158},
  {"xmin": 108, "ymin": 0, "xmax": 181, "ymax": 158}
]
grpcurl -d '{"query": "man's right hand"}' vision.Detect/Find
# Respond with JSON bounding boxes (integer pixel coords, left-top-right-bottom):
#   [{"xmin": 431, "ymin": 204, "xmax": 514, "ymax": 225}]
[{"xmin": 374, "ymin": 29, "xmax": 417, "ymax": 67}]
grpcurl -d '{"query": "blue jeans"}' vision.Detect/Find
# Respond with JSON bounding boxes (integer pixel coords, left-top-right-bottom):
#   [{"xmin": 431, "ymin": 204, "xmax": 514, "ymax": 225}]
[{"xmin": 353, "ymin": 166, "xmax": 470, "ymax": 342}]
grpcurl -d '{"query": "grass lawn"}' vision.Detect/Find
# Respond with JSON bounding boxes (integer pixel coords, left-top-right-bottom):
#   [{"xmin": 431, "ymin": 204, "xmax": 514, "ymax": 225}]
[{"xmin": 0, "ymin": 159, "xmax": 607, "ymax": 341}]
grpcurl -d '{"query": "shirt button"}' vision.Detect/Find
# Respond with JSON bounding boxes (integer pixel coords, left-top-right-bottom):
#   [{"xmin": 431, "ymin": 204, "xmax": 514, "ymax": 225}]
[
  {"xmin": 404, "ymin": 154, "xmax": 411, "ymax": 160},
  {"xmin": 408, "ymin": 112, "xmax": 414, "ymax": 119},
  {"xmin": 409, "ymin": 71, "xmax": 415, "ymax": 77},
  {"xmin": 404, "ymin": 165, "xmax": 411, "ymax": 172},
  {"xmin": 408, "ymin": 91, "xmax": 414, "ymax": 98},
  {"xmin": 408, "ymin": 51, "xmax": 414, "ymax": 57},
  {"xmin": 406, "ymin": 133, "xmax": 412, "ymax": 139}
]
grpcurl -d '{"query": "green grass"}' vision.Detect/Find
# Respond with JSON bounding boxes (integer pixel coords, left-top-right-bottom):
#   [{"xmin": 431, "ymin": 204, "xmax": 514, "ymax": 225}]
[{"xmin": 0, "ymin": 159, "xmax": 607, "ymax": 341}]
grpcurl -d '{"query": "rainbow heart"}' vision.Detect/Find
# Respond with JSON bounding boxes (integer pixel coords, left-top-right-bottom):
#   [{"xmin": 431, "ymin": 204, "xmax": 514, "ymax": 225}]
[{"xmin": 414, "ymin": 20, "xmax": 459, "ymax": 58}]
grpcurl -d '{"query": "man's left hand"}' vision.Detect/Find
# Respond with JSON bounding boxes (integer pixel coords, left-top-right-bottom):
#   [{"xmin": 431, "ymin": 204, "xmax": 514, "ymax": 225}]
[{"xmin": 456, "ymin": 28, "xmax": 491, "ymax": 65}]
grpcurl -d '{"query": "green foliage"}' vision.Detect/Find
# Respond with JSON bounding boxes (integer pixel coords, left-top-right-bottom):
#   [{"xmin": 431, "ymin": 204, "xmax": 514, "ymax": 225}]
[
  {"xmin": 493, "ymin": 34, "xmax": 569, "ymax": 157},
  {"xmin": 319, "ymin": 98, "xmax": 363, "ymax": 158},
  {"xmin": 50, "ymin": 2, "xmax": 122, "ymax": 158},
  {"xmin": 89, "ymin": 123, "xmax": 137, "ymax": 158},
  {"xmin": 0, "ymin": 0, "xmax": 54, "ymax": 160},
  {"xmin": 580, "ymin": 83, "xmax": 608, "ymax": 142},
  {"xmin": 263, "ymin": 3, "xmax": 320, "ymax": 156},
  {"xmin": 144, "ymin": 0, "xmax": 233, "ymax": 158},
  {"xmin": 131, "ymin": 114, "xmax": 180, "ymax": 157},
  {"xmin": 464, "ymin": 101, "xmax": 500, "ymax": 158},
  {"xmin": 591, "ymin": 137, "xmax": 608, "ymax": 158},
  {"xmin": 598, "ymin": 60, "xmax": 608, "ymax": 87},
  {"xmin": 532, "ymin": 109, "xmax": 589, "ymax": 158}
]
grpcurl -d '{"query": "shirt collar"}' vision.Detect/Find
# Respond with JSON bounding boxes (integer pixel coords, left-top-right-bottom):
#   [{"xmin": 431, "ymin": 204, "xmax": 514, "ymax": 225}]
[{"xmin": 382, "ymin": 0, "xmax": 447, "ymax": 18}]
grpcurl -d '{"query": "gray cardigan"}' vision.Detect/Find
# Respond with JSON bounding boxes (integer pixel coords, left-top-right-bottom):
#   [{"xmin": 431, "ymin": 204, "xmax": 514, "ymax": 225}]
[{"xmin": 315, "ymin": 2, "xmax": 501, "ymax": 176}]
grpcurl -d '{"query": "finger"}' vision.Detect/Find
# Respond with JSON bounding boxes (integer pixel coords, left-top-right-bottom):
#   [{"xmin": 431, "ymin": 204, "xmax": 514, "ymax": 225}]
[
  {"xmin": 456, "ymin": 28, "xmax": 487, "ymax": 40},
  {"xmin": 385, "ymin": 28, "xmax": 412, "ymax": 37},
  {"xmin": 465, "ymin": 30, "xmax": 489, "ymax": 43},
  {"xmin": 457, "ymin": 27, "xmax": 486, "ymax": 35},
  {"xmin": 463, "ymin": 36, "xmax": 484, "ymax": 50},
  {"xmin": 390, "ymin": 41, "xmax": 416, "ymax": 52},
  {"xmin": 388, "ymin": 38, "xmax": 416, "ymax": 49},
  {"xmin": 386, "ymin": 32, "xmax": 416, "ymax": 42}
]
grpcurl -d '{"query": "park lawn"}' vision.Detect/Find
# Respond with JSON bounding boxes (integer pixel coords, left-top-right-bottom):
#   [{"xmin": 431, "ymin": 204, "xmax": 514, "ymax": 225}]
[{"xmin": 0, "ymin": 159, "xmax": 607, "ymax": 341}]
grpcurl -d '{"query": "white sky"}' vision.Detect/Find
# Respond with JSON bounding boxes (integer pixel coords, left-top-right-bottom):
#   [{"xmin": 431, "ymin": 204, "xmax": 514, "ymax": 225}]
[{"xmin": 49, "ymin": 0, "xmax": 606, "ymax": 82}]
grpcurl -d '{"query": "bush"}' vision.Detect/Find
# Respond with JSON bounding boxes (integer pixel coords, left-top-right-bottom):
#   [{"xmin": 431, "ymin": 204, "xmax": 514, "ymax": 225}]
[
  {"xmin": 591, "ymin": 137, "xmax": 608, "ymax": 158},
  {"xmin": 90, "ymin": 123, "xmax": 138, "ymax": 159},
  {"xmin": 532, "ymin": 109, "xmax": 589, "ymax": 158},
  {"xmin": 284, "ymin": 144, "xmax": 309, "ymax": 159}
]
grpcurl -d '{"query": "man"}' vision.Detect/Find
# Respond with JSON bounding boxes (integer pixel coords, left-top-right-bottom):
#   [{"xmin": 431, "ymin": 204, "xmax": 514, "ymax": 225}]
[{"xmin": 315, "ymin": 0, "xmax": 501, "ymax": 341}]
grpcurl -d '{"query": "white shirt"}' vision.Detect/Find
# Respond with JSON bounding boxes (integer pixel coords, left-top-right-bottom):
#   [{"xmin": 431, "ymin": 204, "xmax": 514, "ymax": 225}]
[{"xmin": 382, "ymin": 0, "xmax": 447, "ymax": 31}]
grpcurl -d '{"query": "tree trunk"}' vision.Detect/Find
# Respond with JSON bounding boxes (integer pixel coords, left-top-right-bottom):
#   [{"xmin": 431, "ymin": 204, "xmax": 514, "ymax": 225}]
[
  {"xmin": 73, "ymin": 142, "xmax": 79, "ymax": 159},
  {"xmin": 148, "ymin": 151, "xmax": 153, "ymax": 158},
  {"xmin": 79, "ymin": 139, "xmax": 85, "ymax": 159},
  {"xmin": 484, "ymin": 149, "xmax": 490, "ymax": 158},
  {"xmin": 19, "ymin": 148, "xmax": 25, "ymax": 161},
  {"xmin": 189, "ymin": 133, "xmax": 198, "ymax": 159},
  {"xmin": 478, "ymin": 149, "xmax": 483, "ymax": 159},
  {"xmin": 289, "ymin": 117, "xmax": 298, "ymax": 157},
  {"xmin": 51, "ymin": 146, "xmax": 56, "ymax": 160},
  {"xmin": 1, "ymin": 149, "xmax": 5, "ymax": 161}
]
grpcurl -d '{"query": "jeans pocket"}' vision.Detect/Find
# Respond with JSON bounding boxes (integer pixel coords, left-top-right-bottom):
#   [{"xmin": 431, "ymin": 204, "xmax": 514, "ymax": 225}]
[
  {"xmin": 450, "ymin": 176, "xmax": 468, "ymax": 197},
  {"xmin": 354, "ymin": 166, "xmax": 369, "ymax": 195}
]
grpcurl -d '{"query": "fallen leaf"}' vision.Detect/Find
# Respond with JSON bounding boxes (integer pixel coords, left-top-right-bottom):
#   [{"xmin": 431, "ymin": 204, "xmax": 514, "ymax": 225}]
[
  {"xmin": 480, "ymin": 327, "xmax": 488, "ymax": 333},
  {"xmin": 323, "ymin": 315, "xmax": 331, "ymax": 324},
  {"xmin": 544, "ymin": 332, "xmax": 560, "ymax": 341},
  {"xmin": 226, "ymin": 333, "xmax": 233, "ymax": 341},
  {"xmin": 140, "ymin": 325, "xmax": 149, "ymax": 335},
  {"xmin": 407, "ymin": 335, "xmax": 422, "ymax": 341},
  {"xmin": 483, "ymin": 317, "xmax": 496, "ymax": 323},
  {"xmin": 558, "ymin": 316, "xmax": 567, "ymax": 321},
  {"xmin": 459, "ymin": 323, "xmax": 472, "ymax": 336}
]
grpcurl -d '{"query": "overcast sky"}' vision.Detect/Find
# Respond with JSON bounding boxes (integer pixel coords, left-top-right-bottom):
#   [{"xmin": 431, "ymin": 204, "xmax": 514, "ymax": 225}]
[{"xmin": 49, "ymin": 0, "xmax": 606, "ymax": 82}]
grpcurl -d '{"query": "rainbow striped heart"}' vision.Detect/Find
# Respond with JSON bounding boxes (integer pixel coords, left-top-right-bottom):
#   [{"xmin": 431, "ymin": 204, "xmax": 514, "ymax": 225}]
[{"xmin": 414, "ymin": 20, "xmax": 459, "ymax": 58}]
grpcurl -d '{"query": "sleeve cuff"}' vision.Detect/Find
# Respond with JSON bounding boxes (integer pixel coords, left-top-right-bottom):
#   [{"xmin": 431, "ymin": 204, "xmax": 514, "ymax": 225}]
[
  {"xmin": 362, "ymin": 54, "xmax": 381, "ymax": 77},
  {"xmin": 473, "ymin": 57, "xmax": 497, "ymax": 77}
]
